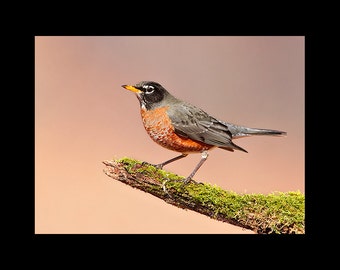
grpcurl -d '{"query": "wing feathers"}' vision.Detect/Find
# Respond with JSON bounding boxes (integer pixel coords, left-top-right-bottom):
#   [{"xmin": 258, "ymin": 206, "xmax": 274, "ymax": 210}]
[{"xmin": 169, "ymin": 103, "xmax": 244, "ymax": 152}]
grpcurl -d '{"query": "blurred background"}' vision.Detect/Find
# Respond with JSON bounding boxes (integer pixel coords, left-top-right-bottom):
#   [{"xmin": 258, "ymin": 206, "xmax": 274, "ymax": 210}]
[{"xmin": 35, "ymin": 36, "xmax": 304, "ymax": 234}]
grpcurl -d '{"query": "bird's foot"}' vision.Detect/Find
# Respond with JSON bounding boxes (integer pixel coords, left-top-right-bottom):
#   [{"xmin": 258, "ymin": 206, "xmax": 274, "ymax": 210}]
[
  {"xmin": 182, "ymin": 177, "xmax": 202, "ymax": 185},
  {"xmin": 141, "ymin": 161, "xmax": 163, "ymax": 169},
  {"xmin": 183, "ymin": 177, "xmax": 193, "ymax": 184}
]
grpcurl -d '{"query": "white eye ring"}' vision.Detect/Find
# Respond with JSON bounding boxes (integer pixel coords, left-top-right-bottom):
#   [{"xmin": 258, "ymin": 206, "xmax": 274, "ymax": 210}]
[{"xmin": 143, "ymin": 85, "xmax": 154, "ymax": 94}]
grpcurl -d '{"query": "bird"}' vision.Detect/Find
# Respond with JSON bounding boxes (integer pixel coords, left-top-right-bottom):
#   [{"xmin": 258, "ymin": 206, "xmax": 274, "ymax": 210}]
[{"xmin": 122, "ymin": 81, "xmax": 286, "ymax": 184}]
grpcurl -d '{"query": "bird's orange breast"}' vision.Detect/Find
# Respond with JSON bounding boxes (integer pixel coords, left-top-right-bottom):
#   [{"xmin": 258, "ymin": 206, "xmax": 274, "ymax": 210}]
[{"xmin": 140, "ymin": 106, "xmax": 213, "ymax": 153}]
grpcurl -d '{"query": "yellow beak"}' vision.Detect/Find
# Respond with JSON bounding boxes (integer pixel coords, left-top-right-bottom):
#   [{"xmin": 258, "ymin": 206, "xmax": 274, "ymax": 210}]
[{"xmin": 121, "ymin": 85, "xmax": 143, "ymax": 93}]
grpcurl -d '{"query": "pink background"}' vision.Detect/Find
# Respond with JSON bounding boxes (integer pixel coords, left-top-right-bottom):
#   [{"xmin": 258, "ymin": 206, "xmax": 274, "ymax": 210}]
[{"xmin": 35, "ymin": 36, "xmax": 304, "ymax": 234}]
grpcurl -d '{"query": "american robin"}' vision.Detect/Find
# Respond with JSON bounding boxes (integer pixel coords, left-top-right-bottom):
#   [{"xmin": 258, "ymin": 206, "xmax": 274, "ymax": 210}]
[{"xmin": 122, "ymin": 81, "xmax": 286, "ymax": 184}]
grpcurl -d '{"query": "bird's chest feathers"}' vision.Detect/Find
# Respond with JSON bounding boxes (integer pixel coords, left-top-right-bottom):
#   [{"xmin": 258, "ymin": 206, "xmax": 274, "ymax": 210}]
[{"xmin": 140, "ymin": 106, "xmax": 173, "ymax": 136}]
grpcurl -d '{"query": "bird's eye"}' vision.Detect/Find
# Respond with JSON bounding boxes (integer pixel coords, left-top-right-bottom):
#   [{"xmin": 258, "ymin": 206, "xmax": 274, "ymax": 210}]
[{"xmin": 143, "ymin": 85, "xmax": 155, "ymax": 94}]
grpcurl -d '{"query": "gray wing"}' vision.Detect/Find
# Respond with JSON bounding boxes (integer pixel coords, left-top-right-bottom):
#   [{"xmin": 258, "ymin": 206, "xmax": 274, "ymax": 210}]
[{"xmin": 167, "ymin": 102, "xmax": 247, "ymax": 152}]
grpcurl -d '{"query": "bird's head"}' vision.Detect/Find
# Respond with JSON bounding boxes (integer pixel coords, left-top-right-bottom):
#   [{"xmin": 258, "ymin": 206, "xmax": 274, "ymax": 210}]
[{"xmin": 122, "ymin": 81, "xmax": 170, "ymax": 110}]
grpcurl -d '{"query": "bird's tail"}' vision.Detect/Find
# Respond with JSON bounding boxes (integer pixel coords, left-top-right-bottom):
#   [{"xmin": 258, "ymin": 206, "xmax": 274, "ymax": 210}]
[{"xmin": 225, "ymin": 123, "xmax": 287, "ymax": 139}]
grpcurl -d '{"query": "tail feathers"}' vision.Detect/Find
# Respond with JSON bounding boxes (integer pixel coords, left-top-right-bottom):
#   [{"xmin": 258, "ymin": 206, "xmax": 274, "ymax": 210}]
[
  {"xmin": 243, "ymin": 127, "xmax": 287, "ymax": 136},
  {"xmin": 216, "ymin": 121, "xmax": 286, "ymax": 153},
  {"xmin": 219, "ymin": 127, "xmax": 286, "ymax": 153},
  {"xmin": 229, "ymin": 125, "xmax": 287, "ymax": 139}
]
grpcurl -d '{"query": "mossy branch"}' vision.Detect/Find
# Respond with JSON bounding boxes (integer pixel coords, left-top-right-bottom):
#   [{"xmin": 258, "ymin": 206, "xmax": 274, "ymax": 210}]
[{"xmin": 103, "ymin": 157, "xmax": 304, "ymax": 234}]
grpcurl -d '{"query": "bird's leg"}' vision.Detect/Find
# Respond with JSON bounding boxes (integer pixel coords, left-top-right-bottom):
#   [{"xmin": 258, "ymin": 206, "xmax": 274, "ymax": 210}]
[
  {"xmin": 183, "ymin": 151, "xmax": 209, "ymax": 184},
  {"xmin": 155, "ymin": 153, "xmax": 188, "ymax": 169}
]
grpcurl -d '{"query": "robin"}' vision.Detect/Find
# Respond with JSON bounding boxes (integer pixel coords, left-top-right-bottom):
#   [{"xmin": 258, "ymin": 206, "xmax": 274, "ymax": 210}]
[{"xmin": 122, "ymin": 81, "xmax": 286, "ymax": 184}]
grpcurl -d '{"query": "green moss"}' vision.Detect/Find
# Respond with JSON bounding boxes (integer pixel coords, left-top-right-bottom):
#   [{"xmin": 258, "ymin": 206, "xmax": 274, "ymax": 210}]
[
  {"xmin": 115, "ymin": 157, "xmax": 305, "ymax": 234},
  {"xmin": 117, "ymin": 157, "xmax": 143, "ymax": 173}
]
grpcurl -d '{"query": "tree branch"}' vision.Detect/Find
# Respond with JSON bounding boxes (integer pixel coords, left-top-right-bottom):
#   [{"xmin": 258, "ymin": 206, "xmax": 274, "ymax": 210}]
[{"xmin": 103, "ymin": 158, "xmax": 304, "ymax": 234}]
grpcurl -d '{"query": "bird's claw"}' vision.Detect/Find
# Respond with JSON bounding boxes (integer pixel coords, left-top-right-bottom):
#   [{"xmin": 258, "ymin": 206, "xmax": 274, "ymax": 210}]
[{"xmin": 141, "ymin": 161, "xmax": 163, "ymax": 169}]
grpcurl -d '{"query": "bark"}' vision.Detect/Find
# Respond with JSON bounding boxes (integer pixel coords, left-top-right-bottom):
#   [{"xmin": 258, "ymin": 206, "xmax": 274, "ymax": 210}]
[{"xmin": 102, "ymin": 159, "xmax": 252, "ymax": 231}]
